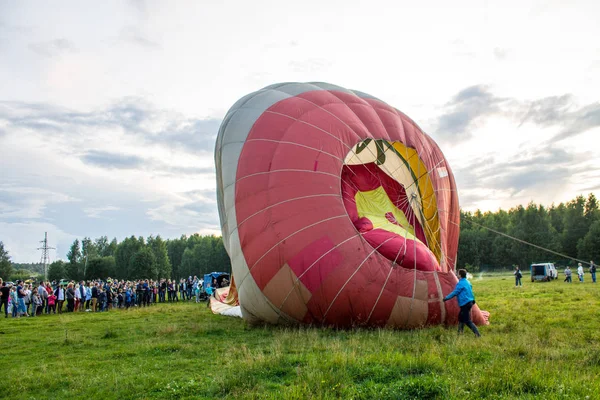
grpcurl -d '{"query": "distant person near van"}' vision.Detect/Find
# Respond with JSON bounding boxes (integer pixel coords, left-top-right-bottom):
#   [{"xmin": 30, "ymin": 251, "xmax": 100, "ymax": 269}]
[
  {"xmin": 577, "ymin": 263, "xmax": 584, "ymax": 283},
  {"xmin": 443, "ymin": 269, "xmax": 481, "ymax": 337},
  {"xmin": 564, "ymin": 266, "xmax": 572, "ymax": 283},
  {"xmin": 513, "ymin": 266, "xmax": 523, "ymax": 287},
  {"xmin": 590, "ymin": 261, "xmax": 596, "ymax": 283}
]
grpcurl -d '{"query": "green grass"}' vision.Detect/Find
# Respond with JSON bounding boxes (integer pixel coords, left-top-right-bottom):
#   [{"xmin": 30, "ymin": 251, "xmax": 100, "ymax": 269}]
[{"xmin": 2, "ymin": 274, "xmax": 600, "ymax": 399}]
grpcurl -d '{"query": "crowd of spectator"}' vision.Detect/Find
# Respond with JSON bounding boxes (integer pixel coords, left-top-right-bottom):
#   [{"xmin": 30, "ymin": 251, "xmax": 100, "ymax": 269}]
[{"xmin": 0, "ymin": 276, "xmax": 206, "ymax": 318}]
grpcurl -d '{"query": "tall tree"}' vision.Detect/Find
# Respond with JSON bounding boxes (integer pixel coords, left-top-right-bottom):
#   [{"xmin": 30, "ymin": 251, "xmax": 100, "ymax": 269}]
[
  {"xmin": 85, "ymin": 256, "xmax": 116, "ymax": 280},
  {"xmin": 130, "ymin": 248, "xmax": 157, "ymax": 279},
  {"xmin": 94, "ymin": 236, "xmax": 111, "ymax": 257},
  {"xmin": 66, "ymin": 239, "xmax": 84, "ymax": 280},
  {"xmin": 114, "ymin": 236, "xmax": 143, "ymax": 279},
  {"xmin": 210, "ymin": 235, "xmax": 231, "ymax": 274},
  {"xmin": 180, "ymin": 247, "xmax": 197, "ymax": 279},
  {"xmin": 82, "ymin": 237, "xmax": 98, "ymax": 260},
  {"xmin": 147, "ymin": 235, "xmax": 171, "ymax": 279},
  {"xmin": 577, "ymin": 220, "xmax": 600, "ymax": 262},
  {"xmin": 67, "ymin": 239, "xmax": 82, "ymax": 264},
  {"xmin": 561, "ymin": 196, "xmax": 588, "ymax": 258},
  {"xmin": 107, "ymin": 238, "xmax": 118, "ymax": 257},
  {"xmin": 584, "ymin": 193, "xmax": 600, "ymax": 227},
  {"xmin": 166, "ymin": 235, "xmax": 187, "ymax": 279},
  {"xmin": 509, "ymin": 203, "xmax": 561, "ymax": 267},
  {"xmin": 548, "ymin": 203, "xmax": 567, "ymax": 236},
  {"xmin": 457, "ymin": 228, "xmax": 484, "ymax": 270},
  {"xmin": 48, "ymin": 260, "xmax": 66, "ymax": 282},
  {"xmin": 195, "ymin": 237, "xmax": 214, "ymax": 276},
  {"xmin": 0, "ymin": 241, "xmax": 13, "ymax": 280}
]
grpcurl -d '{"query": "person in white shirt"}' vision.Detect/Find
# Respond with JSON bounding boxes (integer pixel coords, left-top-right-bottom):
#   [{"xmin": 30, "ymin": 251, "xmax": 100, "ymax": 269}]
[
  {"xmin": 24, "ymin": 285, "xmax": 32, "ymax": 315},
  {"xmin": 577, "ymin": 263, "xmax": 584, "ymax": 283},
  {"xmin": 74, "ymin": 284, "xmax": 82, "ymax": 312},
  {"xmin": 56, "ymin": 285, "xmax": 65, "ymax": 314}
]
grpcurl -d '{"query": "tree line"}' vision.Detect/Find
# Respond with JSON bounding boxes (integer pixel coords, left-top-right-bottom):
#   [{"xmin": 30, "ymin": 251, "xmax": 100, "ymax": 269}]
[
  {"xmin": 2, "ymin": 193, "xmax": 599, "ymax": 280},
  {"xmin": 457, "ymin": 193, "xmax": 600, "ymax": 271},
  {"xmin": 0, "ymin": 234, "xmax": 231, "ymax": 282}
]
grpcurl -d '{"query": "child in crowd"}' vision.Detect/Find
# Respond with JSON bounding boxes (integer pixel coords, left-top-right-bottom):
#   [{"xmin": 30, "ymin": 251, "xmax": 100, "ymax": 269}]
[
  {"xmin": 33, "ymin": 292, "xmax": 43, "ymax": 316},
  {"xmin": 125, "ymin": 287, "xmax": 132, "ymax": 309},
  {"xmin": 47, "ymin": 292, "xmax": 57, "ymax": 314}
]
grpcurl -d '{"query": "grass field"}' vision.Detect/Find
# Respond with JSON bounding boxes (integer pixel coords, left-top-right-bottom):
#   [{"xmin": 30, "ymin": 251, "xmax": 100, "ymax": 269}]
[{"xmin": 2, "ymin": 273, "xmax": 600, "ymax": 399}]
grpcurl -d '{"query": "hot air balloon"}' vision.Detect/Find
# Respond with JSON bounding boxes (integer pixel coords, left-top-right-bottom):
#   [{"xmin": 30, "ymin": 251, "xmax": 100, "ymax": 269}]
[{"xmin": 214, "ymin": 82, "xmax": 489, "ymax": 328}]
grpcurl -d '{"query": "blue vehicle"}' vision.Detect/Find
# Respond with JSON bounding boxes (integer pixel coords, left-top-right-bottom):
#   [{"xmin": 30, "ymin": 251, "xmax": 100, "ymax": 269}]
[
  {"xmin": 203, "ymin": 272, "xmax": 230, "ymax": 291},
  {"xmin": 200, "ymin": 272, "xmax": 230, "ymax": 301}
]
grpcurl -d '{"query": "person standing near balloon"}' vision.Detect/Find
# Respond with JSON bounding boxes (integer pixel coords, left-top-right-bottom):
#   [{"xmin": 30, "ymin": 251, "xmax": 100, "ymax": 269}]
[
  {"xmin": 443, "ymin": 269, "xmax": 481, "ymax": 337},
  {"xmin": 513, "ymin": 266, "xmax": 523, "ymax": 287},
  {"xmin": 577, "ymin": 263, "xmax": 584, "ymax": 283},
  {"xmin": 590, "ymin": 261, "xmax": 596, "ymax": 283},
  {"xmin": 564, "ymin": 266, "xmax": 572, "ymax": 283}
]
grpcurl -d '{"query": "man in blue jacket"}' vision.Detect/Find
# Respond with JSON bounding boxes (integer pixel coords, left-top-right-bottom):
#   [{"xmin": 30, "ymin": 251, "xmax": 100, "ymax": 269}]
[{"xmin": 443, "ymin": 269, "xmax": 481, "ymax": 337}]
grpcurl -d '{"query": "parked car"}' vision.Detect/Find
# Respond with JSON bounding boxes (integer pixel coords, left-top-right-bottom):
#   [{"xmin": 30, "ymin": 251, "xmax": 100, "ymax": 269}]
[{"xmin": 530, "ymin": 263, "xmax": 558, "ymax": 282}]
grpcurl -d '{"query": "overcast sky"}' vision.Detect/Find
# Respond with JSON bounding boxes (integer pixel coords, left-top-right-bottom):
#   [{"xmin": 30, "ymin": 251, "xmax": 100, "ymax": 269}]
[{"xmin": 1, "ymin": 0, "xmax": 599, "ymax": 262}]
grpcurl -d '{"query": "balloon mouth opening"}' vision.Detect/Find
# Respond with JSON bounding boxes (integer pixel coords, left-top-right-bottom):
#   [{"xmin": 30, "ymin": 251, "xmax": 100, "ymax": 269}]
[{"xmin": 341, "ymin": 139, "xmax": 441, "ymax": 271}]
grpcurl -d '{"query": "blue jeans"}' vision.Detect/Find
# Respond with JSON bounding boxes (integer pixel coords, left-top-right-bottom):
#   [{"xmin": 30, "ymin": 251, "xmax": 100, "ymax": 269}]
[
  {"xmin": 458, "ymin": 301, "xmax": 481, "ymax": 337},
  {"xmin": 18, "ymin": 298, "xmax": 27, "ymax": 314},
  {"xmin": 592, "ymin": 272, "xmax": 596, "ymax": 283}
]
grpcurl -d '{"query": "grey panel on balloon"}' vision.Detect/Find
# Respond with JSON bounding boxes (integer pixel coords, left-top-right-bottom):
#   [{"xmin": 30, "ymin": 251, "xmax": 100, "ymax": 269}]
[
  {"xmin": 350, "ymin": 89, "xmax": 382, "ymax": 102},
  {"xmin": 215, "ymin": 82, "xmax": 364, "ymax": 254},
  {"xmin": 307, "ymin": 82, "xmax": 356, "ymax": 95}
]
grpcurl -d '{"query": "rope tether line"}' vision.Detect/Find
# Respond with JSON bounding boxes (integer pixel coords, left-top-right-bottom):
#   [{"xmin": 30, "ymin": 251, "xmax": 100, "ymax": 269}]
[{"xmin": 463, "ymin": 217, "xmax": 591, "ymax": 266}]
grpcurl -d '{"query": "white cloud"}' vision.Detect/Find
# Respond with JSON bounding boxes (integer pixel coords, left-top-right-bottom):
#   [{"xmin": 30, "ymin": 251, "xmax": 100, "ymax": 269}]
[
  {"xmin": 83, "ymin": 206, "xmax": 120, "ymax": 219},
  {"xmin": 1, "ymin": 0, "xmax": 599, "ymax": 260}
]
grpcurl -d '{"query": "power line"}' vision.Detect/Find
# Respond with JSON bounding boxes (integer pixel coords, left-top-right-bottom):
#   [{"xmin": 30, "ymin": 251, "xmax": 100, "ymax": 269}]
[{"xmin": 37, "ymin": 232, "xmax": 55, "ymax": 281}]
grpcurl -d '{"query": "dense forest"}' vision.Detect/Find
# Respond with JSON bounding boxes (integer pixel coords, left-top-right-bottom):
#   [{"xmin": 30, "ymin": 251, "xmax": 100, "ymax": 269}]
[
  {"xmin": 457, "ymin": 194, "xmax": 600, "ymax": 271},
  {"xmin": 2, "ymin": 194, "xmax": 599, "ymax": 281}
]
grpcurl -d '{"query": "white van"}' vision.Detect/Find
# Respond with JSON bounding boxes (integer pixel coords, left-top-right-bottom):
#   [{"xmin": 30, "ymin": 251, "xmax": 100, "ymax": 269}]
[{"xmin": 530, "ymin": 263, "xmax": 558, "ymax": 282}]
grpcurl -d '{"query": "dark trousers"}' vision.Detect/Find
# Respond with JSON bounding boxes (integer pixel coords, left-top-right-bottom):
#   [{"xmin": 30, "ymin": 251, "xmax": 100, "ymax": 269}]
[
  {"xmin": 67, "ymin": 298, "xmax": 74, "ymax": 312},
  {"xmin": 458, "ymin": 301, "xmax": 481, "ymax": 337},
  {"xmin": 0, "ymin": 300, "xmax": 8, "ymax": 317}
]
